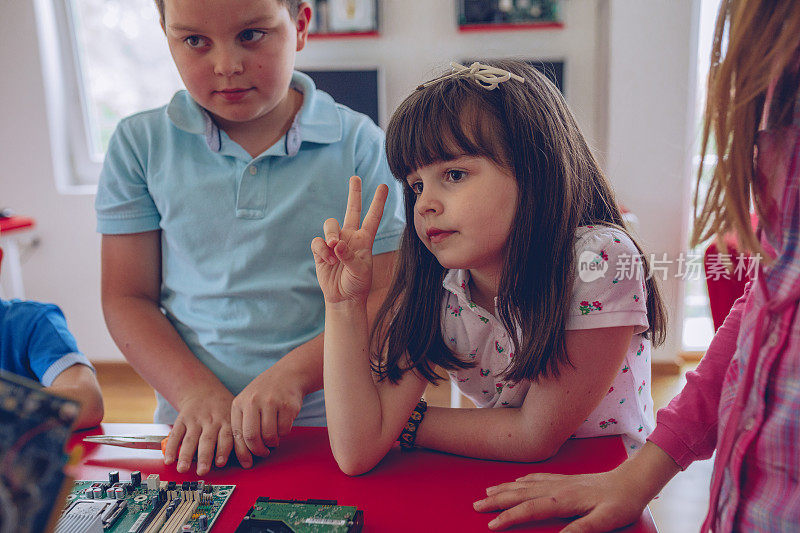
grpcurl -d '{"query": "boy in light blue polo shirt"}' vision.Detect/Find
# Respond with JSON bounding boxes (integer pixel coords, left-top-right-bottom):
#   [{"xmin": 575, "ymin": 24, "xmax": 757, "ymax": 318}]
[{"xmin": 95, "ymin": 0, "xmax": 404, "ymax": 476}]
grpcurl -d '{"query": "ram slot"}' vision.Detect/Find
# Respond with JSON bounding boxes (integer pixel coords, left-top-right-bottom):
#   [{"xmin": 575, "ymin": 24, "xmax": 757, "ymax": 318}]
[{"xmin": 160, "ymin": 498, "xmax": 199, "ymax": 533}]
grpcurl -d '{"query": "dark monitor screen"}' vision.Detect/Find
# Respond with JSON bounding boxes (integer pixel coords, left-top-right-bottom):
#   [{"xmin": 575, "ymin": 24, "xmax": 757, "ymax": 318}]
[{"xmin": 300, "ymin": 69, "xmax": 380, "ymax": 125}]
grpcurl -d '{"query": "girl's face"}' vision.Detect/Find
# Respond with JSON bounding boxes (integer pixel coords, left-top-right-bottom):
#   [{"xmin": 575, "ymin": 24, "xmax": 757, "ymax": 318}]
[
  {"xmin": 162, "ymin": 0, "xmax": 309, "ymax": 133},
  {"xmin": 406, "ymin": 156, "xmax": 518, "ymax": 278}
]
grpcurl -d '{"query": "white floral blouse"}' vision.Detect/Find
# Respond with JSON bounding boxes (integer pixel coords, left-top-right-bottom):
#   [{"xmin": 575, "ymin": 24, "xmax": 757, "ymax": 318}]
[{"xmin": 441, "ymin": 225, "xmax": 654, "ymax": 450}]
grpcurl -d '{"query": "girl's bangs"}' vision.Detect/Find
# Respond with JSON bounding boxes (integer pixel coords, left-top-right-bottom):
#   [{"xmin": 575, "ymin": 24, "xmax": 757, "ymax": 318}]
[{"xmin": 386, "ymin": 83, "xmax": 509, "ymax": 180}]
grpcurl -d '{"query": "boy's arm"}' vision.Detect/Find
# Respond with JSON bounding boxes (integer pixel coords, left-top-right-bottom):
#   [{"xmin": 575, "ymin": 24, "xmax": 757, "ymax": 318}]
[
  {"xmin": 101, "ymin": 232, "xmax": 248, "ymax": 475},
  {"xmin": 47, "ymin": 364, "xmax": 104, "ymax": 429},
  {"xmin": 230, "ymin": 250, "xmax": 397, "ymax": 459},
  {"xmin": 414, "ymin": 326, "xmax": 634, "ymax": 461}
]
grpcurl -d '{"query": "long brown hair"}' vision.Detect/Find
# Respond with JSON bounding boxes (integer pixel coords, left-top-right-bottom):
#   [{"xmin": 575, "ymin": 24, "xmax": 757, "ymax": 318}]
[
  {"xmin": 691, "ymin": 0, "xmax": 800, "ymax": 253},
  {"xmin": 374, "ymin": 60, "xmax": 667, "ymax": 384}
]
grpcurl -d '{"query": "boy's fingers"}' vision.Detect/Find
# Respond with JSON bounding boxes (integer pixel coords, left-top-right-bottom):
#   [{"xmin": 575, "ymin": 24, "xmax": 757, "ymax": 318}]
[
  {"xmin": 323, "ymin": 218, "xmax": 341, "ymax": 246},
  {"xmin": 276, "ymin": 407, "xmax": 295, "ymax": 437},
  {"xmin": 164, "ymin": 423, "xmax": 186, "ymax": 464},
  {"xmin": 216, "ymin": 424, "xmax": 233, "ymax": 467},
  {"xmin": 361, "ymin": 184, "xmax": 389, "ymax": 239},
  {"xmin": 260, "ymin": 408, "xmax": 279, "ymax": 448},
  {"xmin": 176, "ymin": 426, "xmax": 200, "ymax": 473},
  {"xmin": 230, "ymin": 407, "xmax": 253, "ymax": 468},
  {"xmin": 341, "ymin": 176, "xmax": 362, "ymax": 230},
  {"xmin": 195, "ymin": 425, "xmax": 218, "ymax": 475},
  {"xmin": 242, "ymin": 407, "xmax": 270, "ymax": 457}
]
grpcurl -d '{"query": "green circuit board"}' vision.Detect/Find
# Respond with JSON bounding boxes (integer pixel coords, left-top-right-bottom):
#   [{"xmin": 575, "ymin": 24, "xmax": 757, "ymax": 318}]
[
  {"xmin": 235, "ymin": 497, "xmax": 363, "ymax": 533},
  {"xmin": 58, "ymin": 476, "xmax": 234, "ymax": 532}
]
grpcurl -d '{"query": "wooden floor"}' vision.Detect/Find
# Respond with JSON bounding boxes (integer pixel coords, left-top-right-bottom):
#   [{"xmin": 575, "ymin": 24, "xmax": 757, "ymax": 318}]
[{"xmin": 95, "ymin": 361, "xmax": 711, "ymax": 532}]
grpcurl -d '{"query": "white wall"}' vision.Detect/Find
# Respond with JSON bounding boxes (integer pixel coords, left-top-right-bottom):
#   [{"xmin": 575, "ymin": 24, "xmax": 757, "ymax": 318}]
[{"xmin": 0, "ymin": 0, "xmax": 697, "ymax": 362}]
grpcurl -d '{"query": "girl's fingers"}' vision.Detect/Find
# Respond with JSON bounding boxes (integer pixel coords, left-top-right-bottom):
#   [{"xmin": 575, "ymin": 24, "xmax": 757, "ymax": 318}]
[
  {"xmin": 323, "ymin": 218, "xmax": 341, "ymax": 246},
  {"xmin": 341, "ymin": 176, "xmax": 362, "ymax": 230},
  {"xmin": 311, "ymin": 237, "xmax": 337, "ymax": 265},
  {"xmin": 474, "ymin": 487, "xmax": 536, "ymax": 512},
  {"xmin": 361, "ymin": 184, "xmax": 389, "ymax": 241},
  {"xmin": 485, "ymin": 480, "xmax": 529, "ymax": 495},
  {"xmin": 488, "ymin": 498, "xmax": 567, "ymax": 531},
  {"xmin": 333, "ymin": 240, "xmax": 367, "ymax": 274}
]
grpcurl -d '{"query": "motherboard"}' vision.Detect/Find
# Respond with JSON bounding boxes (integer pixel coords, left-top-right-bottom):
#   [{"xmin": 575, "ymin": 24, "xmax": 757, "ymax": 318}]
[{"xmin": 57, "ymin": 472, "xmax": 234, "ymax": 533}]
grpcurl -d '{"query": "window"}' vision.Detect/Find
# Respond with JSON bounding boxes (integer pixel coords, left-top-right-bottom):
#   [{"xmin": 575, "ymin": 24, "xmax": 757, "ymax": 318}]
[
  {"xmin": 681, "ymin": 0, "xmax": 723, "ymax": 352},
  {"xmin": 35, "ymin": 0, "xmax": 182, "ymax": 189}
]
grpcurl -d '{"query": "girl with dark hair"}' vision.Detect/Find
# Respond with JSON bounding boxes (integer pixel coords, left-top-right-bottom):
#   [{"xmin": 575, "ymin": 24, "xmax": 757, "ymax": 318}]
[
  {"xmin": 474, "ymin": 1, "xmax": 800, "ymax": 531},
  {"xmin": 311, "ymin": 60, "xmax": 666, "ymax": 476}
]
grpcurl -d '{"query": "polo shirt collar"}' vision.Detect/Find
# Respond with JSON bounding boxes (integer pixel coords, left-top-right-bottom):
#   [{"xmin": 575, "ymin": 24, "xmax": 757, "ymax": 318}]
[{"xmin": 166, "ymin": 71, "xmax": 342, "ymax": 155}]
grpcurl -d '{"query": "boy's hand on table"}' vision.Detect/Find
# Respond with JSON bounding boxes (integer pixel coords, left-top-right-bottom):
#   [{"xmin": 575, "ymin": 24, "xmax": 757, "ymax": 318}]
[
  {"xmin": 231, "ymin": 366, "xmax": 305, "ymax": 461},
  {"xmin": 473, "ymin": 470, "xmax": 648, "ymax": 532},
  {"xmin": 165, "ymin": 387, "xmax": 241, "ymax": 476}
]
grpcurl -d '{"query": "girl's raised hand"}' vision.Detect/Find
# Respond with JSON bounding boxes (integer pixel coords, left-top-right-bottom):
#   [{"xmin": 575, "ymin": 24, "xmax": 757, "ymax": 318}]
[{"xmin": 311, "ymin": 176, "xmax": 389, "ymax": 303}]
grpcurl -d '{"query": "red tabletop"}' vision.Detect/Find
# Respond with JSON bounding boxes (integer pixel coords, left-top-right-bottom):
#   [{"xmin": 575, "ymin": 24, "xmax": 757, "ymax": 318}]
[{"xmin": 69, "ymin": 424, "xmax": 657, "ymax": 532}]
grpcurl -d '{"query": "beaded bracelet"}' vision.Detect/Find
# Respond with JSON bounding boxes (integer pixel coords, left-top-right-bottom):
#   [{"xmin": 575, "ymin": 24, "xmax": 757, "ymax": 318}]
[{"xmin": 398, "ymin": 398, "xmax": 428, "ymax": 450}]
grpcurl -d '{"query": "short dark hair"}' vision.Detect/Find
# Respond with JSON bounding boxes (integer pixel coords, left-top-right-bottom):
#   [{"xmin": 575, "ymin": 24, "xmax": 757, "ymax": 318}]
[
  {"xmin": 374, "ymin": 59, "xmax": 667, "ymax": 385},
  {"xmin": 154, "ymin": 0, "xmax": 302, "ymax": 23}
]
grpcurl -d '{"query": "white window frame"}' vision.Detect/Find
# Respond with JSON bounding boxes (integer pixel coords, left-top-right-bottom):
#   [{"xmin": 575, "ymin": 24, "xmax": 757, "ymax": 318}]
[{"xmin": 34, "ymin": 0, "xmax": 103, "ymax": 193}]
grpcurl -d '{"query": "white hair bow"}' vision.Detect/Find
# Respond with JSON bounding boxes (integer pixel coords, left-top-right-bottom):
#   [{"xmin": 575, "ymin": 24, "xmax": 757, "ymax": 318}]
[{"xmin": 417, "ymin": 61, "xmax": 525, "ymax": 91}]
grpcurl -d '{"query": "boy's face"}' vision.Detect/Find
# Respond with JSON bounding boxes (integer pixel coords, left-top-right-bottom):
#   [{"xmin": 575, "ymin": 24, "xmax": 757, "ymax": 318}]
[{"xmin": 162, "ymin": 0, "xmax": 310, "ymax": 131}]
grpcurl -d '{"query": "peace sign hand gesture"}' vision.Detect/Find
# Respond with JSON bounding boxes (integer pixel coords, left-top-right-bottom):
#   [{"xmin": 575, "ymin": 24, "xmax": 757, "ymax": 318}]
[{"xmin": 311, "ymin": 176, "xmax": 389, "ymax": 304}]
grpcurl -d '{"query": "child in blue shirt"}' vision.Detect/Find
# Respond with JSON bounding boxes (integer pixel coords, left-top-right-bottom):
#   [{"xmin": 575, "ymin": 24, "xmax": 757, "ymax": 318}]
[
  {"xmin": 0, "ymin": 247, "xmax": 104, "ymax": 429},
  {"xmin": 95, "ymin": 0, "xmax": 404, "ymax": 476}
]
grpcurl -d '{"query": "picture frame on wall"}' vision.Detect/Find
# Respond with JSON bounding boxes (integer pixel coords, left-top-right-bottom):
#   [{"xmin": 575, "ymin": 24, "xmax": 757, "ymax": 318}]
[
  {"xmin": 458, "ymin": 0, "xmax": 561, "ymax": 30},
  {"xmin": 308, "ymin": 0, "xmax": 379, "ymax": 36}
]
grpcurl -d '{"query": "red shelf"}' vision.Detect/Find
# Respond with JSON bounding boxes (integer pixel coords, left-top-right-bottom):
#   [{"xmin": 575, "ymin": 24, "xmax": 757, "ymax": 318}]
[
  {"xmin": 308, "ymin": 30, "xmax": 379, "ymax": 40},
  {"xmin": 458, "ymin": 21, "xmax": 564, "ymax": 32}
]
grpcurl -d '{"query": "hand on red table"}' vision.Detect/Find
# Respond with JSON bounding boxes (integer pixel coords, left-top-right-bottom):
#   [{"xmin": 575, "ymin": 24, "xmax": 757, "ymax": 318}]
[
  {"xmin": 163, "ymin": 387, "xmax": 240, "ymax": 476},
  {"xmin": 473, "ymin": 470, "xmax": 648, "ymax": 532},
  {"xmin": 230, "ymin": 365, "xmax": 306, "ymax": 466}
]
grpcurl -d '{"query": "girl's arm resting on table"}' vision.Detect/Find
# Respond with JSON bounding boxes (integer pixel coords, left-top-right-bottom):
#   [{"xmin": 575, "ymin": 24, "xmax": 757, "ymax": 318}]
[
  {"xmin": 323, "ymin": 299, "xmax": 428, "ymax": 475},
  {"xmin": 48, "ymin": 364, "xmax": 104, "ymax": 429},
  {"xmin": 416, "ymin": 326, "xmax": 634, "ymax": 462},
  {"xmin": 101, "ymin": 232, "xmax": 245, "ymax": 475}
]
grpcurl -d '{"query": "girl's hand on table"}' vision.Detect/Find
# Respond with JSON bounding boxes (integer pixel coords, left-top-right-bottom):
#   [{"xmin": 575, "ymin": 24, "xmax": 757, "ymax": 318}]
[{"xmin": 473, "ymin": 470, "xmax": 648, "ymax": 532}]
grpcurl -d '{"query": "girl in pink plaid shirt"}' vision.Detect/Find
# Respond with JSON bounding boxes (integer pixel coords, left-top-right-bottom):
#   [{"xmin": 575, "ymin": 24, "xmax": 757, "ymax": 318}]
[{"xmin": 474, "ymin": 1, "xmax": 800, "ymax": 531}]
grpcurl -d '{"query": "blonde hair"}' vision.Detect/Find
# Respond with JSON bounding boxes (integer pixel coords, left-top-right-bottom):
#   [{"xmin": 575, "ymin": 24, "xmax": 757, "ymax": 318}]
[{"xmin": 692, "ymin": 0, "xmax": 800, "ymax": 255}]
